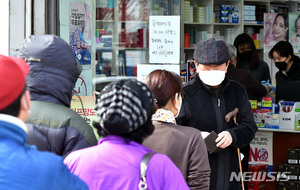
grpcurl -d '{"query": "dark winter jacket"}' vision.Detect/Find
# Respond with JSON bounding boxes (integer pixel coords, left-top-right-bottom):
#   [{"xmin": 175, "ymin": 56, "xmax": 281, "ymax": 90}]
[
  {"xmin": 227, "ymin": 63, "xmax": 267, "ymax": 100},
  {"xmin": 239, "ymin": 60, "xmax": 271, "ymax": 83},
  {"xmin": 20, "ymin": 35, "xmax": 97, "ymax": 149},
  {"xmin": 176, "ymin": 75, "xmax": 257, "ymax": 190},
  {"xmin": 26, "ymin": 123, "xmax": 90, "ymax": 158},
  {"xmin": 276, "ymin": 56, "xmax": 300, "ymax": 82}
]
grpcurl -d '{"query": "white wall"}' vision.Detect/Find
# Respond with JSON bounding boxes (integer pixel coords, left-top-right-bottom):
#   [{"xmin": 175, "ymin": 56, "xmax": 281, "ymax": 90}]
[
  {"xmin": 10, "ymin": 0, "xmax": 26, "ymax": 56},
  {"xmin": 0, "ymin": 0, "xmax": 9, "ymax": 56}
]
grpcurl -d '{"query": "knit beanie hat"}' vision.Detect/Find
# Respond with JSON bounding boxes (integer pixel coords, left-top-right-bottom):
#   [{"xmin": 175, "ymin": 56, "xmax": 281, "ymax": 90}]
[{"xmin": 95, "ymin": 79, "xmax": 155, "ymax": 135}]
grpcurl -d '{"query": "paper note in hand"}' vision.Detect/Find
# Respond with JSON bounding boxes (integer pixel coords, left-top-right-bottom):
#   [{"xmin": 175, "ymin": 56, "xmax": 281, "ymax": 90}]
[{"xmin": 203, "ymin": 131, "xmax": 222, "ymax": 154}]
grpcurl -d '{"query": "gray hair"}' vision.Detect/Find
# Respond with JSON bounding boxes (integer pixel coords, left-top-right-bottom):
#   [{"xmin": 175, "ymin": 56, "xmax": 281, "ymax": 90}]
[{"xmin": 226, "ymin": 43, "xmax": 236, "ymax": 58}]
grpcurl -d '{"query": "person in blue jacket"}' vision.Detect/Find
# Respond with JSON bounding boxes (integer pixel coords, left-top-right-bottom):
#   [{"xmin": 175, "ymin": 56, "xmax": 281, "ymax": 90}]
[{"xmin": 0, "ymin": 54, "xmax": 88, "ymax": 190}]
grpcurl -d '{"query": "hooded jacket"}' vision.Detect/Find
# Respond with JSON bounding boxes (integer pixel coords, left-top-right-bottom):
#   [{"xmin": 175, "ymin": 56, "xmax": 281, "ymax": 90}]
[
  {"xmin": 20, "ymin": 35, "xmax": 97, "ymax": 148},
  {"xmin": 176, "ymin": 75, "xmax": 257, "ymax": 190}
]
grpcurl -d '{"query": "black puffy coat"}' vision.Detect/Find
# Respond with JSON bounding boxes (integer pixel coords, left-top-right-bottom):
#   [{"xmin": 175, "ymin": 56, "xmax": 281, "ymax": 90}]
[{"xmin": 26, "ymin": 124, "xmax": 89, "ymax": 158}]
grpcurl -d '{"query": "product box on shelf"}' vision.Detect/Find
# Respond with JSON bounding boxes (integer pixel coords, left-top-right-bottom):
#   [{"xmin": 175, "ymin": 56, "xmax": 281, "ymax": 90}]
[
  {"xmin": 220, "ymin": 10, "xmax": 229, "ymax": 17},
  {"xmin": 244, "ymin": 10, "xmax": 255, "ymax": 16},
  {"xmin": 276, "ymin": 163, "xmax": 288, "ymax": 181},
  {"xmin": 186, "ymin": 60, "xmax": 196, "ymax": 81},
  {"xmin": 287, "ymin": 164, "xmax": 298, "ymax": 181},
  {"xmin": 96, "ymin": 29, "xmax": 112, "ymax": 48},
  {"xmin": 248, "ymin": 164, "xmax": 268, "ymax": 179},
  {"xmin": 96, "ymin": 7, "xmax": 114, "ymax": 20},
  {"xmin": 286, "ymin": 181, "xmax": 298, "ymax": 190},
  {"xmin": 251, "ymin": 34, "xmax": 260, "ymax": 49},
  {"xmin": 253, "ymin": 110, "xmax": 279, "ymax": 129},
  {"xmin": 220, "ymin": 4, "xmax": 234, "ymax": 11},
  {"xmin": 220, "ymin": 17, "xmax": 229, "ymax": 23},
  {"xmin": 295, "ymin": 108, "xmax": 300, "ymax": 130},
  {"xmin": 180, "ymin": 70, "xmax": 187, "ymax": 83},
  {"xmin": 248, "ymin": 181, "xmax": 267, "ymax": 190},
  {"xmin": 244, "ymin": 5, "xmax": 256, "ymax": 11},
  {"xmin": 244, "ymin": 15, "xmax": 256, "ymax": 21},
  {"xmin": 251, "ymin": 98, "xmax": 279, "ymax": 129},
  {"xmin": 231, "ymin": 11, "xmax": 239, "ymax": 23},
  {"xmin": 288, "ymin": 148, "xmax": 299, "ymax": 165},
  {"xmin": 279, "ymin": 102, "xmax": 300, "ymax": 130},
  {"xmin": 276, "ymin": 181, "xmax": 286, "ymax": 190}
]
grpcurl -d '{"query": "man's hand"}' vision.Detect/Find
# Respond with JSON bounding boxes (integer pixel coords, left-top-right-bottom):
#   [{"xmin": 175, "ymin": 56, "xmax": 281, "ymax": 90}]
[{"xmin": 216, "ymin": 131, "xmax": 232, "ymax": 148}]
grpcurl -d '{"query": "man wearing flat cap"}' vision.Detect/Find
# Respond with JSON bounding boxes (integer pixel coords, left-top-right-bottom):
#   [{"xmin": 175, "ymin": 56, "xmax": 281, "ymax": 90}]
[{"xmin": 176, "ymin": 38, "xmax": 257, "ymax": 190}]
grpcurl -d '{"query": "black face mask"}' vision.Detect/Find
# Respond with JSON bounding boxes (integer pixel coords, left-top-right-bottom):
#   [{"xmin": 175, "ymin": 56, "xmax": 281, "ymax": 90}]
[
  {"xmin": 275, "ymin": 61, "xmax": 288, "ymax": 71},
  {"xmin": 239, "ymin": 51, "xmax": 252, "ymax": 62}
]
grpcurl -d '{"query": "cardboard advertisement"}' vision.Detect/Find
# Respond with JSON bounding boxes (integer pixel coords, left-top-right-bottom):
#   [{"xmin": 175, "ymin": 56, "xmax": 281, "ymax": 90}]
[{"xmin": 70, "ymin": 94, "xmax": 99, "ymax": 139}]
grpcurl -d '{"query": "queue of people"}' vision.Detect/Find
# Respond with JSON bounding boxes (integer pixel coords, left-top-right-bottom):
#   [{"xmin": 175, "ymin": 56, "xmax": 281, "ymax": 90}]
[{"xmin": 1, "ymin": 33, "xmax": 300, "ymax": 190}]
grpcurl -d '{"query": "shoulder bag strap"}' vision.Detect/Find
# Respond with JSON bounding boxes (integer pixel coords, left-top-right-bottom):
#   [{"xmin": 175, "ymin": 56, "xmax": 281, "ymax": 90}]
[{"xmin": 138, "ymin": 153, "xmax": 155, "ymax": 190}]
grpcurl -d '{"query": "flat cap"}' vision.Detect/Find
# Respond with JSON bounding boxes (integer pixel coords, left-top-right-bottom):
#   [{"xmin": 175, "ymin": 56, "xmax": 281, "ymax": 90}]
[{"xmin": 193, "ymin": 38, "xmax": 230, "ymax": 65}]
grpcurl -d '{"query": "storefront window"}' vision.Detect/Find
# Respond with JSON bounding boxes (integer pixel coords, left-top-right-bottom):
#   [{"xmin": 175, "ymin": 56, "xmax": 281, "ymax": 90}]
[{"xmin": 95, "ymin": 0, "xmax": 180, "ymax": 78}]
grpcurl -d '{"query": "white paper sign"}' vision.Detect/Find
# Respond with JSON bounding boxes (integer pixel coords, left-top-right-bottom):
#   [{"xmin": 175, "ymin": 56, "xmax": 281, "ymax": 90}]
[
  {"xmin": 137, "ymin": 64, "xmax": 180, "ymax": 82},
  {"xmin": 249, "ymin": 131, "xmax": 273, "ymax": 166},
  {"xmin": 149, "ymin": 16, "xmax": 180, "ymax": 64}
]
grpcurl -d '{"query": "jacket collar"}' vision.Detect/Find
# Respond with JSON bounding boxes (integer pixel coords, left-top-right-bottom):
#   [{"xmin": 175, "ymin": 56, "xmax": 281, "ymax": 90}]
[{"xmin": 0, "ymin": 114, "xmax": 27, "ymax": 144}]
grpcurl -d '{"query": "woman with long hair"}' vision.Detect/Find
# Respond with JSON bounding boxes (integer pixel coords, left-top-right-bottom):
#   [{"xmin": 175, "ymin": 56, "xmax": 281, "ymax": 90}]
[{"xmin": 234, "ymin": 33, "xmax": 271, "ymax": 83}]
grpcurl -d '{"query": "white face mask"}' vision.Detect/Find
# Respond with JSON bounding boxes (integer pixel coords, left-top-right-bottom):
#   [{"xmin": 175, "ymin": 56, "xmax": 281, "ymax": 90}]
[
  {"xmin": 175, "ymin": 94, "xmax": 182, "ymax": 118},
  {"xmin": 199, "ymin": 70, "xmax": 226, "ymax": 86}
]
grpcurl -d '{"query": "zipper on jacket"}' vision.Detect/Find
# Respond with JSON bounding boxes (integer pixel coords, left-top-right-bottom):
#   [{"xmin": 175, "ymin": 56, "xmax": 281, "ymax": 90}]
[{"xmin": 218, "ymin": 98, "xmax": 220, "ymax": 107}]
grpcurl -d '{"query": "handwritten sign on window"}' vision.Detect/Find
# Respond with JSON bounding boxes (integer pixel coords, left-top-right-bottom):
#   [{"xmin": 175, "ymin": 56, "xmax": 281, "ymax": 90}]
[{"xmin": 149, "ymin": 16, "xmax": 180, "ymax": 64}]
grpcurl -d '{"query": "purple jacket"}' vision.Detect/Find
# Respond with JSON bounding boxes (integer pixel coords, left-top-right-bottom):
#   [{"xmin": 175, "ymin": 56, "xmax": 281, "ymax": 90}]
[{"xmin": 64, "ymin": 135, "xmax": 189, "ymax": 190}]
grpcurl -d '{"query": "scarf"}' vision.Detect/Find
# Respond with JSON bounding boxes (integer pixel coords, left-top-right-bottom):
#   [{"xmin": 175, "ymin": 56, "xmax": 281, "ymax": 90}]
[{"xmin": 152, "ymin": 109, "xmax": 176, "ymax": 124}]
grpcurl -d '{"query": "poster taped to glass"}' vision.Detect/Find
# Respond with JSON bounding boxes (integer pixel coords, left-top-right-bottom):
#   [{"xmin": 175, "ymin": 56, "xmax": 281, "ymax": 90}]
[
  {"xmin": 263, "ymin": 13, "xmax": 288, "ymax": 53},
  {"xmin": 264, "ymin": 12, "xmax": 300, "ymax": 55},
  {"xmin": 70, "ymin": 2, "xmax": 92, "ymax": 65}
]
